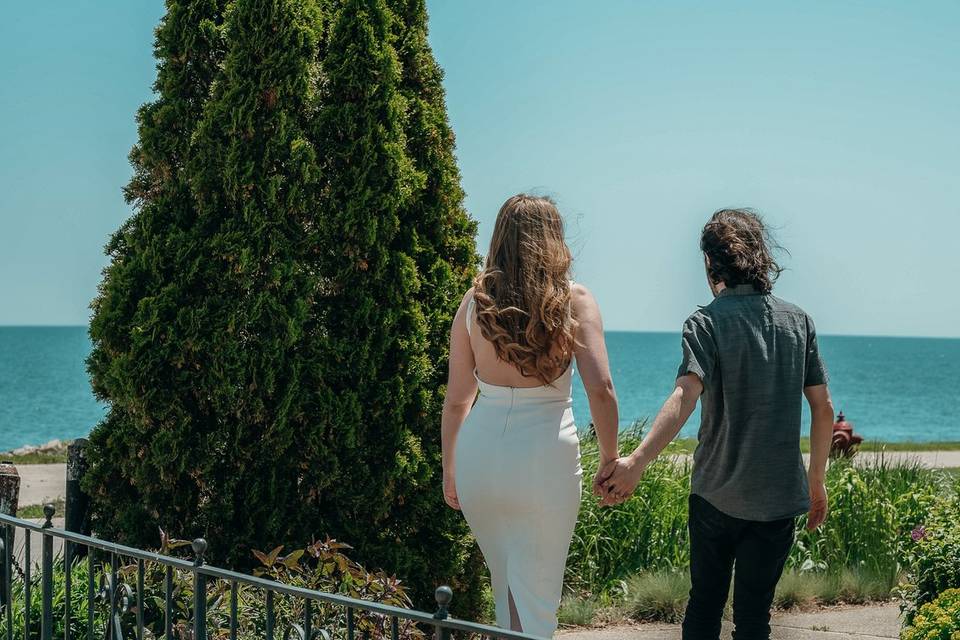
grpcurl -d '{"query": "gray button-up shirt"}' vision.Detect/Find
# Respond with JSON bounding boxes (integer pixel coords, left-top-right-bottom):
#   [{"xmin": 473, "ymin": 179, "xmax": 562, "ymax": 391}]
[{"xmin": 678, "ymin": 284, "xmax": 828, "ymax": 521}]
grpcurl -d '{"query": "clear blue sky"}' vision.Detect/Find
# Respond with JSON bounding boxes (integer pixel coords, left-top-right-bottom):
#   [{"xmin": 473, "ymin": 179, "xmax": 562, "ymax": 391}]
[{"xmin": 1, "ymin": 2, "xmax": 957, "ymax": 337}]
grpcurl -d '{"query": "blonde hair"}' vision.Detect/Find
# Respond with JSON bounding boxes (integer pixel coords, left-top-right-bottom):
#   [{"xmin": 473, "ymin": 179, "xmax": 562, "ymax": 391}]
[{"xmin": 473, "ymin": 194, "xmax": 577, "ymax": 385}]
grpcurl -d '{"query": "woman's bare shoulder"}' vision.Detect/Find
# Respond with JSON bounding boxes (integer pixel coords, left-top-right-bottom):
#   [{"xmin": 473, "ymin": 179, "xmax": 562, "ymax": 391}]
[{"xmin": 571, "ymin": 283, "xmax": 598, "ymax": 310}]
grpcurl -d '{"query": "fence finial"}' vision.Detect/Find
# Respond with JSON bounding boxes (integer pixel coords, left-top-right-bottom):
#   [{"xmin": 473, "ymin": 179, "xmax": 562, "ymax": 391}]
[
  {"xmin": 42, "ymin": 503, "xmax": 55, "ymax": 528},
  {"xmin": 433, "ymin": 586, "xmax": 453, "ymax": 620},
  {"xmin": 192, "ymin": 538, "xmax": 208, "ymax": 566}
]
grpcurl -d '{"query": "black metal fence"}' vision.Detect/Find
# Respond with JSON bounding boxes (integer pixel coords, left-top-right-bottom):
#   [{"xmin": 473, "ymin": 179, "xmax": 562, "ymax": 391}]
[{"xmin": 0, "ymin": 508, "xmax": 541, "ymax": 640}]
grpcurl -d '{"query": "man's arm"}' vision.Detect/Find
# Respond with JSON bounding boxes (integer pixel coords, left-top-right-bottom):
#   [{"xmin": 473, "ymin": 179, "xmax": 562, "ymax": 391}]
[
  {"xmin": 804, "ymin": 384, "xmax": 834, "ymax": 529},
  {"xmin": 599, "ymin": 373, "xmax": 702, "ymax": 505}
]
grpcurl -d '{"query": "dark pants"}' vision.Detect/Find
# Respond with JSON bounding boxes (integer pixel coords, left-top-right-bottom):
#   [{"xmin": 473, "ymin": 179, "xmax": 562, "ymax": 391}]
[{"xmin": 681, "ymin": 494, "xmax": 796, "ymax": 640}]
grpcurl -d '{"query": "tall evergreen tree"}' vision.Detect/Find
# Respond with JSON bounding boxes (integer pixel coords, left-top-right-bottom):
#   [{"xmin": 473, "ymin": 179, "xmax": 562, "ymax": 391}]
[
  {"xmin": 86, "ymin": 0, "xmax": 230, "ymax": 541},
  {"xmin": 87, "ymin": 0, "xmax": 483, "ymax": 612},
  {"xmin": 388, "ymin": 0, "xmax": 484, "ymax": 611},
  {"xmin": 301, "ymin": 0, "xmax": 476, "ymax": 608},
  {"xmin": 86, "ymin": 0, "xmax": 326, "ymax": 561}
]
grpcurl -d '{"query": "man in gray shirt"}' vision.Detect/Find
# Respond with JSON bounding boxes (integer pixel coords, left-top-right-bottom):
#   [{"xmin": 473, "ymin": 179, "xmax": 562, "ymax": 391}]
[{"xmin": 598, "ymin": 209, "xmax": 835, "ymax": 640}]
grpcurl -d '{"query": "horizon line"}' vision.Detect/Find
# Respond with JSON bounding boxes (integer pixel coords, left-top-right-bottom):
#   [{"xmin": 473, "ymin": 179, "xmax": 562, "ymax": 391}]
[{"xmin": 1, "ymin": 324, "xmax": 958, "ymax": 341}]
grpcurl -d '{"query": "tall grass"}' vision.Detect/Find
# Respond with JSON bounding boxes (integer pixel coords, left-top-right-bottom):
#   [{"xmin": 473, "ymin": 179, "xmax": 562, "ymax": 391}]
[
  {"xmin": 566, "ymin": 423, "xmax": 690, "ymax": 593},
  {"xmin": 791, "ymin": 455, "xmax": 944, "ymax": 583},
  {"xmin": 567, "ymin": 424, "xmax": 948, "ymax": 605}
]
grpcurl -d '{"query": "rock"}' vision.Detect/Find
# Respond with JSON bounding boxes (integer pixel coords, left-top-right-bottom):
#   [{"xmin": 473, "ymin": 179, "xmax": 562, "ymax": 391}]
[
  {"xmin": 3, "ymin": 439, "xmax": 72, "ymax": 458},
  {"xmin": 38, "ymin": 439, "xmax": 63, "ymax": 452}
]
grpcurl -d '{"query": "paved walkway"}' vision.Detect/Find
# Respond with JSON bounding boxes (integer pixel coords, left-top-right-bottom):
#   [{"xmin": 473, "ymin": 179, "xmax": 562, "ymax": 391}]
[
  {"xmin": 803, "ymin": 450, "xmax": 960, "ymax": 468},
  {"xmin": 17, "ymin": 463, "xmax": 67, "ymax": 507},
  {"xmin": 560, "ymin": 603, "xmax": 902, "ymax": 639}
]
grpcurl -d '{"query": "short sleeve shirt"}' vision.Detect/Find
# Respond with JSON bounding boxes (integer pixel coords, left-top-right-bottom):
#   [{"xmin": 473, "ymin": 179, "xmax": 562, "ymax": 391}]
[{"xmin": 677, "ymin": 284, "xmax": 828, "ymax": 521}]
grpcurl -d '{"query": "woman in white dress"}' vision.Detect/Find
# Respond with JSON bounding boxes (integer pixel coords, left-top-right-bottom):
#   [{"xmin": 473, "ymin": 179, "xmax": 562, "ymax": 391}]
[{"xmin": 441, "ymin": 194, "xmax": 621, "ymax": 638}]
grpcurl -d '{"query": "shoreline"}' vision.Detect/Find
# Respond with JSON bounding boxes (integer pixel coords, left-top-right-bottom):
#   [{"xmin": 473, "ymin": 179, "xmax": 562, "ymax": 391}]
[{"xmin": 6, "ymin": 436, "xmax": 960, "ymax": 466}]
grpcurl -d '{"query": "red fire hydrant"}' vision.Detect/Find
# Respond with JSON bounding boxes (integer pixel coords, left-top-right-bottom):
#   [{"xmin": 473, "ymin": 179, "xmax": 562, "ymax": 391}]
[{"xmin": 830, "ymin": 411, "xmax": 863, "ymax": 458}]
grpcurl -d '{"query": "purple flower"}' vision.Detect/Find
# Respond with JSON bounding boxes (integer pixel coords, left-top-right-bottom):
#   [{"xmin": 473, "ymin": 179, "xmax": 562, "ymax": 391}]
[{"xmin": 911, "ymin": 525, "xmax": 927, "ymax": 542}]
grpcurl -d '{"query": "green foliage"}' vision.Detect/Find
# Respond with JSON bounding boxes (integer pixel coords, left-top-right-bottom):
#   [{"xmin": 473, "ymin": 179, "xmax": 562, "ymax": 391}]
[
  {"xmin": 556, "ymin": 596, "xmax": 601, "ymax": 627},
  {"xmin": 791, "ymin": 456, "xmax": 943, "ymax": 583},
  {"xmin": 85, "ymin": 0, "xmax": 479, "ymax": 614},
  {"xmin": 901, "ymin": 588, "xmax": 960, "ymax": 640},
  {"xmin": 0, "ymin": 535, "xmax": 420, "ymax": 640},
  {"xmin": 620, "ymin": 571, "xmax": 690, "ymax": 623},
  {"xmin": 568, "ymin": 428, "xmax": 946, "ymax": 611},
  {"xmin": 17, "ymin": 498, "xmax": 66, "ymax": 519},
  {"xmin": 775, "ymin": 568, "xmax": 898, "ymax": 609},
  {"xmin": 0, "ymin": 555, "xmax": 96, "ymax": 640},
  {"xmin": 305, "ymin": 0, "xmax": 479, "ymax": 610},
  {"xmin": 566, "ymin": 422, "xmax": 691, "ymax": 593},
  {"xmin": 899, "ymin": 496, "xmax": 960, "ymax": 624}
]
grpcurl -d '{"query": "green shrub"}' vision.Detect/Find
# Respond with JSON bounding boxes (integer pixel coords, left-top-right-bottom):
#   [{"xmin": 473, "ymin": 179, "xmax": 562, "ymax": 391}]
[
  {"xmin": 557, "ymin": 596, "xmax": 601, "ymax": 627},
  {"xmin": 900, "ymin": 588, "xmax": 960, "ymax": 640},
  {"xmin": 774, "ymin": 571, "xmax": 822, "ymax": 609},
  {"xmin": 620, "ymin": 571, "xmax": 690, "ymax": 623},
  {"xmin": 0, "ymin": 535, "xmax": 421, "ymax": 640},
  {"xmin": 791, "ymin": 456, "xmax": 942, "ymax": 581},
  {"xmin": 899, "ymin": 496, "xmax": 960, "ymax": 624},
  {"xmin": 84, "ymin": 0, "xmax": 479, "ymax": 614},
  {"xmin": 774, "ymin": 568, "xmax": 897, "ymax": 609}
]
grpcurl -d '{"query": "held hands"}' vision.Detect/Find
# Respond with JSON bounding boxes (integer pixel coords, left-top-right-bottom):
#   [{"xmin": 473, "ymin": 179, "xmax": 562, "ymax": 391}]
[
  {"xmin": 593, "ymin": 455, "xmax": 646, "ymax": 507},
  {"xmin": 806, "ymin": 478, "xmax": 828, "ymax": 530},
  {"xmin": 443, "ymin": 470, "xmax": 461, "ymax": 511}
]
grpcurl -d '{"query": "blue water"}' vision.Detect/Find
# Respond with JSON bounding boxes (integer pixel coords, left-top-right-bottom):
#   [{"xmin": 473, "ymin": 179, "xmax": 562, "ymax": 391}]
[
  {"xmin": 0, "ymin": 328, "xmax": 958, "ymax": 451},
  {"xmin": 571, "ymin": 332, "xmax": 960, "ymax": 442}
]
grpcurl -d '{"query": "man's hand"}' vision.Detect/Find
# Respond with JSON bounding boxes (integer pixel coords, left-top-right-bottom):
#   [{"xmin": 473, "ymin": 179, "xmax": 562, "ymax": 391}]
[
  {"xmin": 806, "ymin": 479, "xmax": 828, "ymax": 530},
  {"xmin": 599, "ymin": 456, "xmax": 646, "ymax": 506}
]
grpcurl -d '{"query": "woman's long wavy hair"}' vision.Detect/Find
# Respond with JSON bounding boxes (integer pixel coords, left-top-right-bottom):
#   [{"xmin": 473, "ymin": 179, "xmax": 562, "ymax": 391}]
[
  {"xmin": 473, "ymin": 194, "xmax": 577, "ymax": 385},
  {"xmin": 701, "ymin": 209, "xmax": 784, "ymax": 294}
]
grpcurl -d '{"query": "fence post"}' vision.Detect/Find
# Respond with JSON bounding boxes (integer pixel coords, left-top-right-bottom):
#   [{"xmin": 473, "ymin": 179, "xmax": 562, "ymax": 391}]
[
  {"xmin": 193, "ymin": 539, "xmax": 208, "ymax": 640},
  {"xmin": 433, "ymin": 586, "xmax": 452, "ymax": 640},
  {"xmin": 65, "ymin": 440, "xmax": 90, "ymax": 559},
  {"xmin": 0, "ymin": 461, "xmax": 19, "ymax": 610},
  {"xmin": 41, "ymin": 505, "xmax": 55, "ymax": 640}
]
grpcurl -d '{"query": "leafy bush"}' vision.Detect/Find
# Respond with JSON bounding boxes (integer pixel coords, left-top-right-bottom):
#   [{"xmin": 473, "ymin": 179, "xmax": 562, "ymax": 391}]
[
  {"xmin": 899, "ymin": 496, "xmax": 960, "ymax": 624},
  {"xmin": 901, "ymin": 588, "xmax": 960, "ymax": 640},
  {"xmin": 0, "ymin": 534, "xmax": 422, "ymax": 640}
]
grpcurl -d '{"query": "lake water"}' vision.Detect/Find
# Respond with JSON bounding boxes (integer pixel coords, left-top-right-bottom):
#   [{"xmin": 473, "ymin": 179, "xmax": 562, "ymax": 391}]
[{"xmin": 0, "ymin": 327, "xmax": 957, "ymax": 451}]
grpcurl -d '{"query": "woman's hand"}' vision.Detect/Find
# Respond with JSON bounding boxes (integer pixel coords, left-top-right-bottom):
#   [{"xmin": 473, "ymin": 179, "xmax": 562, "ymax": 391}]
[
  {"xmin": 592, "ymin": 455, "xmax": 618, "ymax": 498},
  {"xmin": 599, "ymin": 456, "xmax": 646, "ymax": 506},
  {"xmin": 443, "ymin": 470, "xmax": 461, "ymax": 510}
]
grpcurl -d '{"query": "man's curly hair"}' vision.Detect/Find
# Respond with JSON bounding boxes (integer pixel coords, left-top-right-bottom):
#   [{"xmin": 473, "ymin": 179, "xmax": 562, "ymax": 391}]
[{"xmin": 701, "ymin": 209, "xmax": 783, "ymax": 294}]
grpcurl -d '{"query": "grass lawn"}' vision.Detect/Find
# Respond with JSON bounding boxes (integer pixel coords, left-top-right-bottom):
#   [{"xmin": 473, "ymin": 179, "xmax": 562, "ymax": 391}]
[
  {"xmin": 2, "ymin": 450, "xmax": 69, "ymax": 464},
  {"xmin": 16, "ymin": 497, "xmax": 66, "ymax": 519},
  {"xmin": 663, "ymin": 437, "xmax": 960, "ymax": 455}
]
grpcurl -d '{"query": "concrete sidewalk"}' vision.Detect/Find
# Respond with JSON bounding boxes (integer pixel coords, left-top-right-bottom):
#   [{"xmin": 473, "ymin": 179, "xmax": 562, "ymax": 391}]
[
  {"xmin": 803, "ymin": 450, "xmax": 960, "ymax": 469},
  {"xmin": 17, "ymin": 463, "xmax": 67, "ymax": 507},
  {"xmin": 560, "ymin": 603, "xmax": 902, "ymax": 639}
]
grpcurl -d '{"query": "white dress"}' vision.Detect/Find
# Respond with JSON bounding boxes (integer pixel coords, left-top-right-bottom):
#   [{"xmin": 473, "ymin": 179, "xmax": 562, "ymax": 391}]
[{"xmin": 455, "ymin": 298, "xmax": 583, "ymax": 638}]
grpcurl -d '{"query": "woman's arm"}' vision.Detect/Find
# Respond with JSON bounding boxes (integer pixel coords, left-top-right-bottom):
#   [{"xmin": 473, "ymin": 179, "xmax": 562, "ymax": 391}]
[
  {"xmin": 441, "ymin": 288, "xmax": 479, "ymax": 510},
  {"xmin": 571, "ymin": 284, "xmax": 620, "ymax": 472}
]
